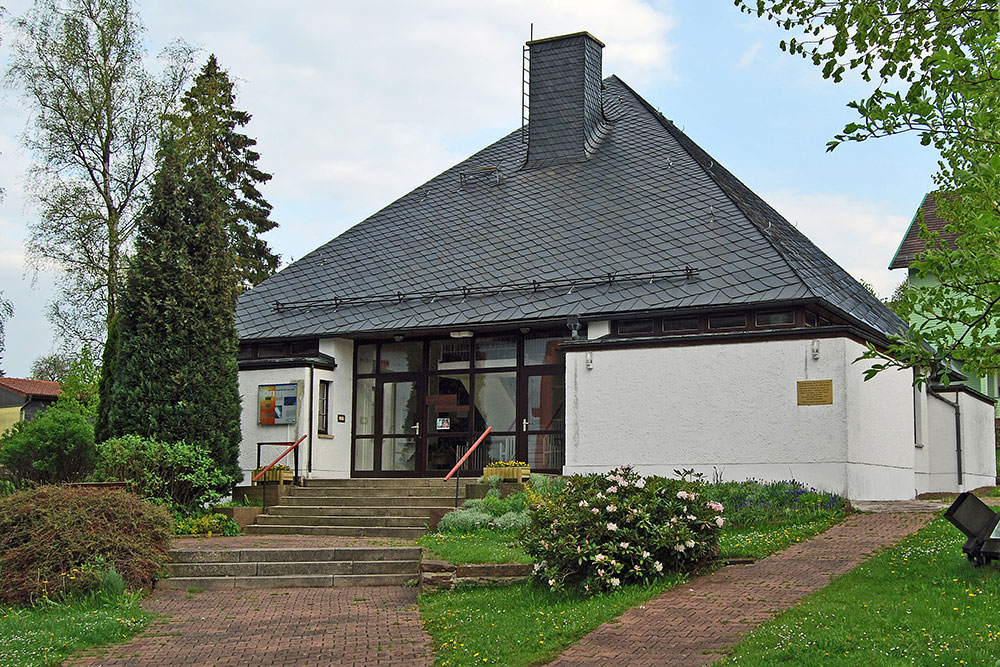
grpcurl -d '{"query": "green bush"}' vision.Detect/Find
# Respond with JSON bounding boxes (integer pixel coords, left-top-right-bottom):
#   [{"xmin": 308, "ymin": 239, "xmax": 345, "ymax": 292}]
[
  {"xmin": 93, "ymin": 435, "xmax": 233, "ymax": 511},
  {"xmin": 173, "ymin": 512, "xmax": 240, "ymax": 536},
  {"xmin": 0, "ymin": 486, "xmax": 172, "ymax": 604},
  {"xmin": 523, "ymin": 466, "xmax": 724, "ymax": 594},
  {"xmin": 437, "ymin": 508, "xmax": 494, "ymax": 532},
  {"xmin": 0, "ymin": 408, "xmax": 95, "ymax": 483}
]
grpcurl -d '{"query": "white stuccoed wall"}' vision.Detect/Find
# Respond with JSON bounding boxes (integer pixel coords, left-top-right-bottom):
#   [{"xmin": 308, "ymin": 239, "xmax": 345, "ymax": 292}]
[
  {"xmin": 237, "ymin": 338, "xmax": 356, "ymax": 482},
  {"xmin": 565, "ymin": 336, "xmax": 916, "ymax": 500},
  {"xmin": 917, "ymin": 388, "xmax": 996, "ymax": 494}
]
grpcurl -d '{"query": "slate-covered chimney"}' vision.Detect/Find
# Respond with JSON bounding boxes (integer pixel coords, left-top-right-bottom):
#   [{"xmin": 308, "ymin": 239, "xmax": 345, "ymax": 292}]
[{"xmin": 524, "ymin": 32, "xmax": 607, "ymax": 169}]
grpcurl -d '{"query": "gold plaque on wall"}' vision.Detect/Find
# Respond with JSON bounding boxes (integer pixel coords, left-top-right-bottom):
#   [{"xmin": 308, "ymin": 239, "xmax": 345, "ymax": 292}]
[{"xmin": 797, "ymin": 380, "xmax": 833, "ymax": 405}]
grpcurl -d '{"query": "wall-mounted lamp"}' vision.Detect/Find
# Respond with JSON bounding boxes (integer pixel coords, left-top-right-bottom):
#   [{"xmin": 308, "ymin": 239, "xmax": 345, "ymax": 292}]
[
  {"xmin": 449, "ymin": 330, "xmax": 474, "ymax": 338},
  {"xmin": 811, "ymin": 339, "xmax": 820, "ymax": 360},
  {"xmin": 394, "ymin": 334, "xmax": 405, "ymax": 343},
  {"xmin": 519, "ymin": 326, "xmax": 531, "ymax": 334},
  {"xmin": 585, "ymin": 350, "xmax": 594, "ymax": 370},
  {"xmin": 567, "ymin": 314, "xmax": 581, "ymax": 341}
]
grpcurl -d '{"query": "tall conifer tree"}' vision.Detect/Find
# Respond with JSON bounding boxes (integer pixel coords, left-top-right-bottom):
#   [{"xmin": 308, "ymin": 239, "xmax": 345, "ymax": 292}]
[
  {"xmin": 169, "ymin": 55, "xmax": 279, "ymax": 290},
  {"xmin": 108, "ymin": 135, "xmax": 242, "ymax": 485}
]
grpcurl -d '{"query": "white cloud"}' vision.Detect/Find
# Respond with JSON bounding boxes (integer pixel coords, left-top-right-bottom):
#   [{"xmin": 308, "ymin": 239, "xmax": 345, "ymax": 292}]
[
  {"xmin": 737, "ymin": 41, "xmax": 762, "ymax": 69},
  {"xmin": 763, "ymin": 189, "xmax": 912, "ymax": 298}
]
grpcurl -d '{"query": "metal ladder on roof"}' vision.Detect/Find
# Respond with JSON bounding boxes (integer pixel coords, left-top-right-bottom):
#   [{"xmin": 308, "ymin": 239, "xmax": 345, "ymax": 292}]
[{"xmin": 521, "ymin": 24, "xmax": 532, "ymax": 143}]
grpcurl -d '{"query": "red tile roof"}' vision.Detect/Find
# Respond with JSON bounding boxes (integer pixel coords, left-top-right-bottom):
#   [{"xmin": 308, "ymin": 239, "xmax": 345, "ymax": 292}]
[
  {"xmin": 889, "ymin": 192, "xmax": 960, "ymax": 270},
  {"xmin": 0, "ymin": 377, "xmax": 62, "ymax": 398}
]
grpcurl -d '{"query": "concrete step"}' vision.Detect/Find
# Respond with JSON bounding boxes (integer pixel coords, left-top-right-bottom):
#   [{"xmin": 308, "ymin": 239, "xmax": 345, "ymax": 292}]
[
  {"xmin": 257, "ymin": 514, "xmax": 426, "ymax": 528},
  {"xmin": 243, "ymin": 524, "xmax": 427, "ymax": 538},
  {"xmin": 156, "ymin": 573, "xmax": 415, "ymax": 590},
  {"xmin": 170, "ymin": 546, "xmax": 422, "ymax": 564},
  {"xmin": 303, "ymin": 478, "xmax": 472, "ymax": 488},
  {"xmin": 170, "ymin": 559, "xmax": 420, "ymax": 578},
  {"xmin": 280, "ymin": 495, "xmax": 454, "ymax": 507},
  {"xmin": 269, "ymin": 505, "xmax": 437, "ymax": 518},
  {"xmin": 289, "ymin": 486, "xmax": 459, "ymax": 498}
]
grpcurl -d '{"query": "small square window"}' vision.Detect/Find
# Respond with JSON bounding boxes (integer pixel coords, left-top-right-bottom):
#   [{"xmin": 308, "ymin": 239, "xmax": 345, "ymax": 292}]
[
  {"xmin": 804, "ymin": 312, "xmax": 818, "ymax": 327},
  {"xmin": 755, "ymin": 311, "xmax": 795, "ymax": 327},
  {"xmin": 708, "ymin": 313, "xmax": 747, "ymax": 330},
  {"xmin": 662, "ymin": 317, "xmax": 700, "ymax": 333},
  {"xmin": 617, "ymin": 319, "xmax": 654, "ymax": 335}
]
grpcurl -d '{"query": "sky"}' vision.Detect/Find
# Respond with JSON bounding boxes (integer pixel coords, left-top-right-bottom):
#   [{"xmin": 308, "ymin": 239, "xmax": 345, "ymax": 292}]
[{"xmin": 0, "ymin": 1, "xmax": 938, "ymax": 378}]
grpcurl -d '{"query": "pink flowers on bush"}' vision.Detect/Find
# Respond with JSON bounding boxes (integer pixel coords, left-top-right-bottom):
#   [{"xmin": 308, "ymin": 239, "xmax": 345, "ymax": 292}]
[{"xmin": 523, "ymin": 466, "xmax": 725, "ymax": 594}]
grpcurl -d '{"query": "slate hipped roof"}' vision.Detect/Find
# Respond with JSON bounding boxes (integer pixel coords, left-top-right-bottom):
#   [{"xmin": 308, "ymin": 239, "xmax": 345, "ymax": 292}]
[
  {"xmin": 237, "ymin": 33, "xmax": 905, "ymax": 342},
  {"xmin": 888, "ymin": 192, "xmax": 958, "ymax": 270}
]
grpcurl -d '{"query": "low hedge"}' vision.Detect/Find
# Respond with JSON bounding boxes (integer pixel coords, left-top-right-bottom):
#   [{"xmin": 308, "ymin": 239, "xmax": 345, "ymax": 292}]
[{"xmin": 0, "ymin": 485, "xmax": 172, "ymax": 604}]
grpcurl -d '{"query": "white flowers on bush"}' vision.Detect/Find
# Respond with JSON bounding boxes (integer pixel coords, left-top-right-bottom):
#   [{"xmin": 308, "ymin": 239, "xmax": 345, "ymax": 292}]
[{"xmin": 524, "ymin": 466, "xmax": 726, "ymax": 594}]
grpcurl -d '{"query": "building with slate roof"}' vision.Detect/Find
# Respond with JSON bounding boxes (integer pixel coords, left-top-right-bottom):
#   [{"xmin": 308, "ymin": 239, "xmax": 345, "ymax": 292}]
[{"xmin": 236, "ymin": 32, "xmax": 996, "ymax": 499}]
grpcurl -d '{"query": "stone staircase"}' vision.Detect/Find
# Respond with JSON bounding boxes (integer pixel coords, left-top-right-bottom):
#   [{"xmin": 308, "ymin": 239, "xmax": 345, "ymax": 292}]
[
  {"xmin": 158, "ymin": 545, "xmax": 422, "ymax": 590},
  {"xmin": 243, "ymin": 477, "xmax": 469, "ymax": 538}
]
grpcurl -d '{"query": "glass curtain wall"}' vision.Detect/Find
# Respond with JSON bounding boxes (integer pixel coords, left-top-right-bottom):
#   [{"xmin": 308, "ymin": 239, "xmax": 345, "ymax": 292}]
[{"xmin": 352, "ymin": 331, "xmax": 567, "ymax": 476}]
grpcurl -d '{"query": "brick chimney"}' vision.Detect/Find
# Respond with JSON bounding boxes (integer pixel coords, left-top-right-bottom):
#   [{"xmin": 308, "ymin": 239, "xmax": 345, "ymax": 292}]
[{"xmin": 524, "ymin": 32, "xmax": 607, "ymax": 169}]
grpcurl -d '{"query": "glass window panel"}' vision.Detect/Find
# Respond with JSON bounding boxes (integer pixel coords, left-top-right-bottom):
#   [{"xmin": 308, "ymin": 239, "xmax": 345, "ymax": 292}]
[
  {"xmin": 708, "ymin": 313, "xmax": 747, "ymax": 330},
  {"xmin": 430, "ymin": 339, "xmax": 471, "ymax": 372},
  {"xmin": 426, "ymin": 436, "xmax": 466, "ymax": 472},
  {"xmin": 528, "ymin": 433, "xmax": 565, "ymax": 471},
  {"xmin": 379, "ymin": 342, "xmax": 423, "ymax": 373},
  {"xmin": 382, "ymin": 381, "xmax": 418, "ymax": 434},
  {"xmin": 804, "ymin": 311, "xmax": 818, "ymax": 327},
  {"xmin": 356, "ymin": 344, "xmax": 376, "ymax": 375},
  {"xmin": 354, "ymin": 438, "xmax": 374, "ymax": 471},
  {"xmin": 464, "ymin": 434, "xmax": 518, "ymax": 470},
  {"xmin": 290, "ymin": 340, "xmax": 319, "ymax": 356},
  {"xmin": 662, "ymin": 317, "xmax": 700, "ymax": 333},
  {"xmin": 474, "ymin": 336, "xmax": 517, "ymax": 368},
  {"xmin": 524, "ymin": 334, "xmax": 567, "ymax": 365},
  {"xmin": 427, "ymin": 374, "xmax": 471, "ymax": 434},
  {"xmin": 381, "ymin": 437, "xmax": 416, "ymax": 471},
  {"xmin": 257, "ymin": 343, "xmax": 286, "ymax": 358},
  {"xmin": 755, "ymin": 311, "xmax": 795, "ymax": 327},
  {"xmin": 355, "ymin": 378, "xmax": 375, "ymax": 436},
  {"xmin": 473, "ymin": 372, "xmax": 517, "ymax": 431},
  {"xmin": 618, "ymin": 319, "xmax": 654, "ymax": 335},
  {"xmin": 527, "ymin": 374, "xmax": 565, "ymax": 431}
]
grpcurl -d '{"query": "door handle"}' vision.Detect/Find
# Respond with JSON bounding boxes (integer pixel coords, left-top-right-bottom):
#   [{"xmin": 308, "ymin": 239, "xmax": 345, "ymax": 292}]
[
  {"xmin": 522, "ymin": 418, "xmax": 529, "ymax": 431},
  {"xmin": 411, "ymin": 423, "xmax": 420, "ymax": 436}
]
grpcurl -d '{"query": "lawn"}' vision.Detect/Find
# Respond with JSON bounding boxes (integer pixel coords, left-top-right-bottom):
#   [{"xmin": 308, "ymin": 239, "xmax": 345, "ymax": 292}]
[
  {"xmin": 418, "ymin": 530, "xmax": 531, "ymax": 564},
  {"xmin": 721, "ymin": 516, "xmax": 1000, "ymax": 665},
  {"xmin": 0, "ymin": 592, "xmax": 150, "ymax": 666},
  {"xmin": 421, "ymin": 574, "xmax": 686, "ymax": 667}
]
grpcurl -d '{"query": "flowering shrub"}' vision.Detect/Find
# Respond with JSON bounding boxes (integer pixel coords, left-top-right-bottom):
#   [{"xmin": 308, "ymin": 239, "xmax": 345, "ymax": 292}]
[
  {"xmin": 254, "ymin": 463, "xmax": 291, "ymax": 473},
  {"xmin": 485, "ymin": 460, "xmax": 528, "ymax": 468},
  {"xmin": 523, "ymin": 466, "xmax": 724, "ymax": 593},
  {"xmin": 173, "ymin": 512, "xmax": 241, "ymax": 536}
]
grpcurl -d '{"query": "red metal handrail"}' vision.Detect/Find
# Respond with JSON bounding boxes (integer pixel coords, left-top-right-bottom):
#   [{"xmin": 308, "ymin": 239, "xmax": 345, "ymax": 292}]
[
  {"xmin": 444, "ymin": 427, "xmax": 493, "ymax": 481},
  {"xmin": 252, "ymin": 434, "xmax": 308, "ymax": 482}
]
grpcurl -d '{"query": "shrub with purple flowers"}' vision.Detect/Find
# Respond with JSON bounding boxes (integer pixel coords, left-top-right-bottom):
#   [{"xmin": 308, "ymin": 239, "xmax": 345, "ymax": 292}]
[{"xmin": 523, "ymin": 466, "xmax": 724, "ymax": 593}]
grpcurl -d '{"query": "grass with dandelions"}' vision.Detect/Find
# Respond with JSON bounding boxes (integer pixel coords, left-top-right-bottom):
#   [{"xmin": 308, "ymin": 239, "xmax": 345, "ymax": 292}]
[
  {"xmin": 0, "ymin": 591, "xmax": 150, "ymax": 666},
  {"xmin": 721, "ymin": 517, "xmax": 1000, "ymax": 665},
  {"xmin": 420, "ymin": 479, "xmax": 850, "ymax": 666}
]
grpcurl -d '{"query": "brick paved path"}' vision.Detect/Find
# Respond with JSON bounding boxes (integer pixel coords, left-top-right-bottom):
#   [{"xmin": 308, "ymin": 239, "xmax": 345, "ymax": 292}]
[
  {"xmin": 70, "ymin": 587, "xmax": 431, "ymax": 666},
  {"xmin": 548, "ymin": 512, "xmax": 934, "ymax": 667}
]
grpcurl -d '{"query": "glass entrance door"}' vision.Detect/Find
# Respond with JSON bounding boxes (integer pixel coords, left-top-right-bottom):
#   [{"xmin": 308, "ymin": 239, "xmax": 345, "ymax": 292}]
[{"xmin": 379, "ymin": 378, "xmax": 420, "ymax": 473}]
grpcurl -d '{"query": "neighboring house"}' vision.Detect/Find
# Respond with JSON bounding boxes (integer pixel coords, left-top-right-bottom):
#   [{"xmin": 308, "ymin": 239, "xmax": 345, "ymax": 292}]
[
  {"xmin": 0, "ymin": 377, "xmax": 62, "ymax": 434},
  {"xmin": 889, "ymin": 192, "xmax": 1000, "ymax": 417},
  {"xmin": 235, "ymin": 32, "xmax": 995, "ymax": 500}
]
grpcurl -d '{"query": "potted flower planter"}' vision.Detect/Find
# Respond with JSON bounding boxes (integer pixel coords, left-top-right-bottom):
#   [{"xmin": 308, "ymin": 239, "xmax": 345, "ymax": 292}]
[
  {"xmin": 252, "ymin": 468, "xmax": 293, "ymax": 485},
  {"xmin": 482, "ymin": 465, "xmax": 530, "ymax": 484}
]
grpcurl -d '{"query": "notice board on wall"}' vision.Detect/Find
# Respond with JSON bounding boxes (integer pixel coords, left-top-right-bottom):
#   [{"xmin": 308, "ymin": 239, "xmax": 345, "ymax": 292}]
[{"xmin": 258, "ymin": 383, "xmax": 298, "ymax": 424}]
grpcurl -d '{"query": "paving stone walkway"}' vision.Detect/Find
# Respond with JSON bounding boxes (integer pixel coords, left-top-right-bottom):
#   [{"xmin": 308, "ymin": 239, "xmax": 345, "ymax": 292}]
[
  {"xmin": 547, "ymin": 511, "xmax": 935, "ymax": 666},
  {"xmin": 70, "ymin": 587, "xmax": 432, "ymax": 666}
]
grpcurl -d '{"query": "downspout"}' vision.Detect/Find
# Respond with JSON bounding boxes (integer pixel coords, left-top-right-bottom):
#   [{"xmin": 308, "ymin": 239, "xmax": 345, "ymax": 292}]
[
  {"xmin": 930, "ymin": 390, "xmax": 963, "ymax": 487},
  {"xmin": 308, "ymin": 364, "xmax": 315, "ymax": 477}
]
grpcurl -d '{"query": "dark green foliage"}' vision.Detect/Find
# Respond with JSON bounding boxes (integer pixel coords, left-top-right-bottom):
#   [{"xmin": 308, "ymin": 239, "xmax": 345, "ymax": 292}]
[
  {"xmin": 169, "ymin": 55, "xmax": 278, "ymax": 289},
  {"xmin": 52, "ymin": 348, "xmax": 100, "ymax": 422},
  {"xmin": 701, "ymin": 479, "xmax": 848, "ymax": 529},
  {"xmin": 94, "ymin": 314, "xmax": 119, "ymax": 443},
  {"xmin": 0, "ymin": 409, "xmax": 95, "ymax": 483},
  {"xmin": 93, "ymin": 435, "xmax": 234, "ymax": 510},
  {"xmin": 0, "ymin": 486, "xmax": 172, "ymax": 604},
  {"xmin": 108, "ymin": 137, "xmax": 242, "ymax": 487}
]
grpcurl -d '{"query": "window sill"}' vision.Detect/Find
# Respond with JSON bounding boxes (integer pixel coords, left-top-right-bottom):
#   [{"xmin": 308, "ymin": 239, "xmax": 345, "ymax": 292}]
[{"xmin": 317, "ymin": 433, "xmax": 334, "ymax": 440}]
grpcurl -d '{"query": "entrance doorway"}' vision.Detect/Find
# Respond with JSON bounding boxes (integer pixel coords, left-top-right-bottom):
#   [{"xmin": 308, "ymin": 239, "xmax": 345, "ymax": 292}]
[{"xmin": 351, "ymin": 332, "xmax": 567, "ymax": 477}]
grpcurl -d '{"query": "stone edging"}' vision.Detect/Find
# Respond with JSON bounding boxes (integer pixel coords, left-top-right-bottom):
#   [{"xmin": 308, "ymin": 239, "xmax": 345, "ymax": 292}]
[{"xmin": 420, "ymin": 560, "xmax": 532, "ymax": 593}]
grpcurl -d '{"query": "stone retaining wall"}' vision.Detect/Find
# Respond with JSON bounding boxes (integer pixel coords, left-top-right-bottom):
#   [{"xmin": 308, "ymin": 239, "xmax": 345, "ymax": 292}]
[{"xmin": 419, "ymin": 560, "xmax": 532, "ymax": 593}]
